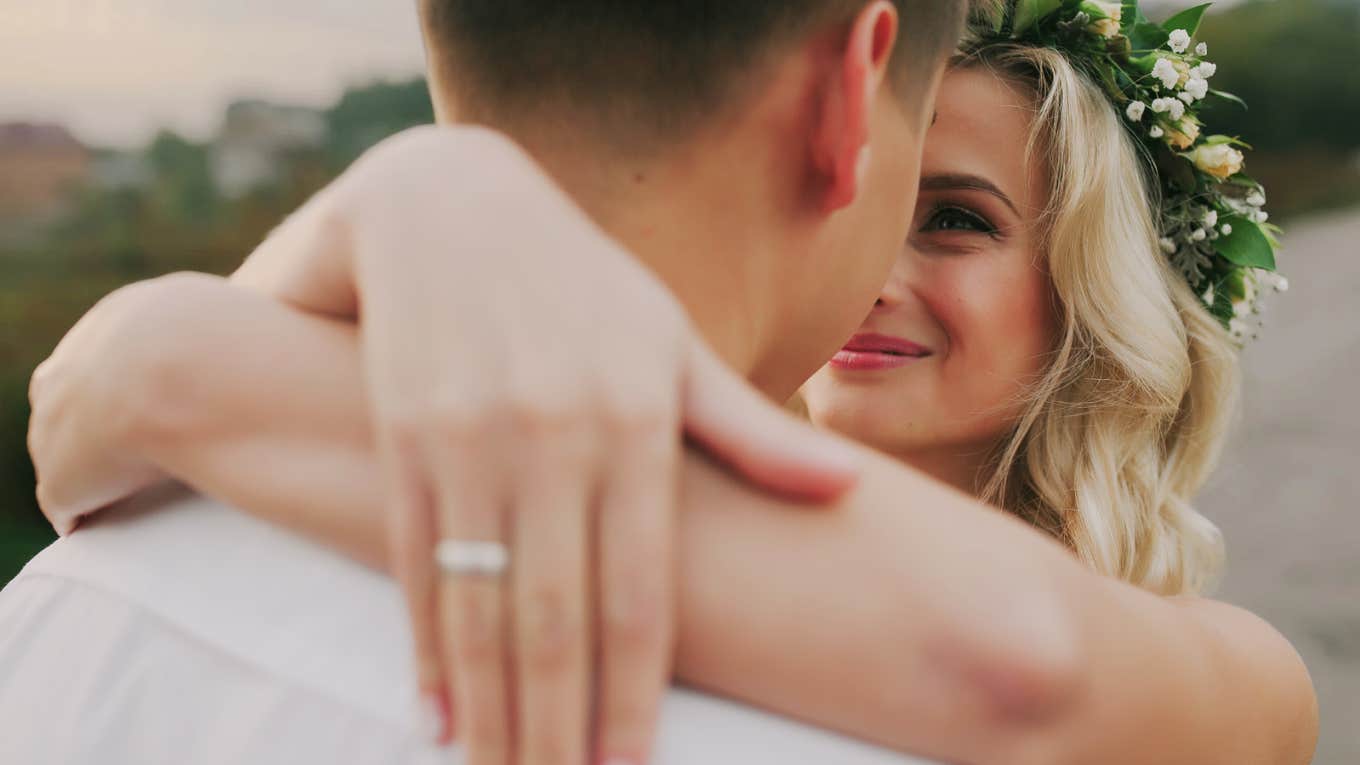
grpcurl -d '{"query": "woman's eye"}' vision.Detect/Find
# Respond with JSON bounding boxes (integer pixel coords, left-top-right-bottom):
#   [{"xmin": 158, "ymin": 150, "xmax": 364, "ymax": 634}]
[{"xmin": 922, "ymin": 206, "xmax": 995, "ymax": 234}]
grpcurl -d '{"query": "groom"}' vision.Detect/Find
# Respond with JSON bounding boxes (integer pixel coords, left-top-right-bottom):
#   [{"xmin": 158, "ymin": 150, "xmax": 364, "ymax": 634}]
[{"xmin": 2, "ymin": 2, "xmax": 1053, "ymax": 764}]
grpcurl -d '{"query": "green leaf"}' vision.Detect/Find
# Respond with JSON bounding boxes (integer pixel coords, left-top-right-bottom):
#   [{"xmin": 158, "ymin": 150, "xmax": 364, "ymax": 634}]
[
  {"xmin": 1013, "ymin": 0, "xmax": 1064, "ymax": 35},
  {"xmin": 1219, "ymin": 172, "xmax": 1259, "ymax": 189},
  {"xmin": 1160, "ymin": 3, "xmax": 1213, "ymax": 36},
  {"xmin": 1226, "ymin": 268, "xmax": 1248, "ymax": 301},
  {"xmin": 1120, "ymin": 0, "xmax": 1140, "ymax": 35},
  {"xmin": 1207, "ymin": 89, "xmax": 1247, "ymax": 110},
  {"xmin": 1129, "ymin": 22, "xmax": 1170, "ymax": 50},
  {"xmin": 1208, "ymin": 279, "xmax": 1235, "ymax": 325},
  {"xmin": 1217, "ymin": 216, "xmax": 1276, "ymax": 270},
  {"xmin": 1204, "ymin": 134, "xmax": 1252, "ymax": 149}
]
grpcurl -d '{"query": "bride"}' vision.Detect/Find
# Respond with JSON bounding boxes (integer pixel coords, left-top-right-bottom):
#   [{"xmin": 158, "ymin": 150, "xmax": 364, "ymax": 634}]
[{"xmin": 21, "ymin": 2, "xmax": 1317, "ymax": 763}]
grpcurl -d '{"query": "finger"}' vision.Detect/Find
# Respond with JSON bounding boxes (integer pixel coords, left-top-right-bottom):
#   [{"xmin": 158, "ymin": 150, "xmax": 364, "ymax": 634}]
[
  {"xmin": 512, "ymin": 441, "xmax": 592, "ymax": 765},
  {"xmin": 682, "ymin": 334, "xmax": 862, "ymax": 503},
  {"xmin": 430, "ymin": 437, "xmax": 514, "ymax": 765},
  {"xmin": 380, "ymin": 429, "xmax": 456, "ymax": 744},
  {"xmin": 593, "ymin": 418, "xmax": 680, "ymax": 765}
]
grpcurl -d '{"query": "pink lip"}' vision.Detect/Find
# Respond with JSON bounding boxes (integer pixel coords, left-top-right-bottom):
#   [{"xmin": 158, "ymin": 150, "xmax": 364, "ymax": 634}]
[{"xmin": 829, "ymin": 333, "xmax": 932, "ymax": 371}]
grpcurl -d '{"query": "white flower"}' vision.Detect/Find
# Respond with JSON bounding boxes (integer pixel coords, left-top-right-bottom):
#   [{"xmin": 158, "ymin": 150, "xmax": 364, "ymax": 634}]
[
  {"xmin": 1189, "ymin": 63, "xmax": 1216, "ymax": 81},
  {"xmin": 1246, "ymin": 191, "xmax": 1266, "ymax": 207},
  {"xmin": 1179, "ymin": 91, "xmax": 1196, "ymax": 104},
  {"xmin": 1275, "ymin": 275, "xmax": 1290, "ymax": 292},
  {"xmin": 1152, "ymin": 58, "xmax": 1181, "ymax": 89},
  {"xmin": 1229, "ymin": 317, "xmax": 1249, "ymax": 340},
  {"xmin": 1203, "ymin": 209, "xmax": 1218, "ymax": 227},
  {"xmin": 1196, "ymin": 42, "xmax": 1208, "ymax": 56},
  {"xmin": 1252, "ymin": 210, "xmax": 1270, "ymax": 223},
  {"xmin": 1159, "ymin": 237, "xmax": 1177, "ymax": 254},
  {"xmin": 1184, "ymin": 77, "xmax": 1209, "ymax": 100},
  {"xmin": 1150, "ymin": 125, "xmax": 1165, "ymax": 138},
  {"xmin": 1191, "ymin": 228, "xmax": 1208, "ymax": 242},
  {"xmin": 1220, "ymin": 223, "xmax": 1233, "ymax": 235},
  {"xmin": 1168, "ymin": 29, "xmax": 1192, "ymax": 54},
  {"xmin": 1151, "ymin": 97, "xmax": 1185, "ymax": 119},
  {"xmin": 1126, "ymin": 100, "xmax": 1146, "ymax": 121}
]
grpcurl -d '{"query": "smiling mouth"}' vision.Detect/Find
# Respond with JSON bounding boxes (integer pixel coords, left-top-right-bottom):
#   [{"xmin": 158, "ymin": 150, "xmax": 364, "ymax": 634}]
[
  {"xmin": 831, "ymin": 333, "xmax": 932, "ymax": 371},
  {"xmin": 840, "ymin": 333, "xmax": 932, "ymax": 356}
]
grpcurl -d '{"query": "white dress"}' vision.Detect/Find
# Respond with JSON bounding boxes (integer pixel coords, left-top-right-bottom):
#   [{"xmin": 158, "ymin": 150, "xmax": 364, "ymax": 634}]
[{"xmin": 0, "ymin": 483, "xmax": 940, "ymax": 765}]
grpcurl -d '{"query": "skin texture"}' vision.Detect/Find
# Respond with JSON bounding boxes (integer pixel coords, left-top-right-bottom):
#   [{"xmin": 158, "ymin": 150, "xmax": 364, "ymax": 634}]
[
  {"xmin": 37, "ymin": 5, "xmax": 940, "ymax": 765},
  {"xmin": 233, "ymin": 5, "xmax": 921, "ymax": 763},
  {"xmin": 30, "ymin": 270, "xmax": 1318, "ymax": 765},
  {"xmin": 803, "ymin": 68, "xmax": 1058, "ymax": 493},
  {"xmin": 28, "ymin": 42, "xmax": 1316, "ymax": 765}
]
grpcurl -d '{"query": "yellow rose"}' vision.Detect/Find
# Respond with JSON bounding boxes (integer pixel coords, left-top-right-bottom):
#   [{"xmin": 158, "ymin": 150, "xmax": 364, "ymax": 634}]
[
  {"xmin": 1189, "ymin": 143, "xmax": 1245, "ymax": 180},
  {"xmin": 1091, "ymin": 17, "xmax": 1121, "ymax": 37},
  {"xmin": 1164, "ymin": 118, "xmax": 1201, "ymax": 149},
  {"xmin": 1084, "ymin": 1, "xmax": 1123, "ymax": 37}
]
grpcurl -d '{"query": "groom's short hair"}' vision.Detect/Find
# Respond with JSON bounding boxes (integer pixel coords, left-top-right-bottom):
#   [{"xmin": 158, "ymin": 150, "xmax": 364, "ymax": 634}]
[{"xmin": 420, "ymin": 0, "xmax": 968, "ymax": 149}]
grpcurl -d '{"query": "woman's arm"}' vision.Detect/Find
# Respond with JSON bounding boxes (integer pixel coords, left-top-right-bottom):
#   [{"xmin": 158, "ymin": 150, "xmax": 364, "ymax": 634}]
[{"xmin": 33, "ymin": 273, "xmax": 1317, "ymax": 764}]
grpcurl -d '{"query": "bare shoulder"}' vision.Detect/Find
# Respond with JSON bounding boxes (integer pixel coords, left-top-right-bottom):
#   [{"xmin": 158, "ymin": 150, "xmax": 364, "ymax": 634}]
[{"xmin": 1170, "ymin": 596, "xmax": 1320, "ymax": 764}]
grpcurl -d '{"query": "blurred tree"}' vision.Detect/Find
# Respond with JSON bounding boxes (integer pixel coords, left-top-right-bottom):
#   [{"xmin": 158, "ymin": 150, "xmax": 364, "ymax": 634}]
[
  {"xmin": 1199, "ymin": 0, "xmax": 1360, "ymax": 153},
  {"xmin": 0, "ymin": 77, "xmax": 436, "ymax": 585},
  {"xmin": 326, "ymin": 78, "xmax": 435, "ymax": 169},
  {"xmin": 145, "ymin": 131, "xmax": 220, "ymax": 225},
  {"xmin": 1196, "ymin": 0, "xmax": 1360, "ymax": 216}
]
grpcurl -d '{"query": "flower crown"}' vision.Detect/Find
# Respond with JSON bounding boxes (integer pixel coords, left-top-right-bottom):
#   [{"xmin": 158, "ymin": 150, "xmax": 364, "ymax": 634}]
[{"xmin": 979, "ymin": 0, "xmax": 1285, "ymax": 341}]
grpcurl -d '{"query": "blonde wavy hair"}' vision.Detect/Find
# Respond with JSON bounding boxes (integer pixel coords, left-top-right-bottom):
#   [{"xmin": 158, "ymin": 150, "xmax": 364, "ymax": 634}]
[{"xmin": 960, "ymin": 43, "xmax": 1241, "ymax": 596}]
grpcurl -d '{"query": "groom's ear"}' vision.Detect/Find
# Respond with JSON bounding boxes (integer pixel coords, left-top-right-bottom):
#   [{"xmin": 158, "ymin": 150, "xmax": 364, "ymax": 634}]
[{"xmin": 810, "ymin": 1, "xmax": 898, "ymax": 214}]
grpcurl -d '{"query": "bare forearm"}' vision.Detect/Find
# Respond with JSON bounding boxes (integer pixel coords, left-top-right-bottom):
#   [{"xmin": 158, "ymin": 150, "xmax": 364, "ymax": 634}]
[
  {"xmin": 101, "ymin": 273, "xmax": 388, "ymax": 568},
  {"xmin": 104, "ymin": 277, "xmax": 1313, "ymax": 764},
  {"xmin": 104, "ymin": 276, "xmax": 1078, "ymax": 756}
]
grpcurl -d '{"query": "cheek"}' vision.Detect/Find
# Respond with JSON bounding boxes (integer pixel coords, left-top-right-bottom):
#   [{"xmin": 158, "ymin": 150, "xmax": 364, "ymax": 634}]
[{"xmin": 932, "ymin": 259, "xmax": 1055, "ymax": 426}]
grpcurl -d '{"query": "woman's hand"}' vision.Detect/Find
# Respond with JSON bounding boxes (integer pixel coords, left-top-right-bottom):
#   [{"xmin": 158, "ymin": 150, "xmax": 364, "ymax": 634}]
[
  {"xmin": 28, "ymin": 280, "xmax": 179, "ymax": 533},
  {"xmin": 230, "ymin": 125, "xmax": 862, "ymax": 765}
]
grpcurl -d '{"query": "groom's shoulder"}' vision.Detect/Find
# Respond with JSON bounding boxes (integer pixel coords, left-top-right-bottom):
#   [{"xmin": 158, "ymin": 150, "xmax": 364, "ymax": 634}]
[{"xmin": 8, "ymin": 483, "xmax": 418, "ymax": 727}]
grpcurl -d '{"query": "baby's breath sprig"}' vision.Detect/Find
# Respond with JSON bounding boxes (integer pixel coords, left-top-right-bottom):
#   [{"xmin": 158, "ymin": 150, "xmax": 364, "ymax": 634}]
[{"xmin": 981, "ymin": 0, "xmax": 1283, "ymax": 342}]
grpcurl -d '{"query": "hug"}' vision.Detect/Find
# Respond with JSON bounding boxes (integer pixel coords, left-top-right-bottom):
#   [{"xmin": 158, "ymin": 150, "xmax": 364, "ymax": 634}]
[{"xmin": 5, "ymin": 1, "xmax": 1317, "ymax": 764}]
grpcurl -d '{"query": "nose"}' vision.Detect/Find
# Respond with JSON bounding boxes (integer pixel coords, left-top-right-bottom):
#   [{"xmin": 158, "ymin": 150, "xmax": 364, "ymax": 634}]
[{"xmin": 873, "ymin": 265, "xmax": 911, "ymax": 311}]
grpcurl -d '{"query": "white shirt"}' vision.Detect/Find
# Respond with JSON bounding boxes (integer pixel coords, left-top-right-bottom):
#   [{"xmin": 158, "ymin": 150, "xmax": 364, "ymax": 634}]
[{"xmin": 0, "ymin": 483, "xmax": 939, "ymax": 765}]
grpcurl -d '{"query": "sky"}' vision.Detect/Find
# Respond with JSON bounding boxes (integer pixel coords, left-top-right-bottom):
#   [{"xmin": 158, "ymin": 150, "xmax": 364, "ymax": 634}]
[
  {"xmin": 0, "ymin": 0, "xmax": 427, "ymax": 147},
  {"xmin": 0, "ymin": 0, "xmax": 1252, "ymax": 150}
]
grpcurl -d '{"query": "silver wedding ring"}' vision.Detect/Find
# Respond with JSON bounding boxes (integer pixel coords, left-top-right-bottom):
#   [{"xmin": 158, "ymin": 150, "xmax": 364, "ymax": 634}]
[{"xmin": 435, "ymin": 539, "xmax": 510, "ymax": 578}]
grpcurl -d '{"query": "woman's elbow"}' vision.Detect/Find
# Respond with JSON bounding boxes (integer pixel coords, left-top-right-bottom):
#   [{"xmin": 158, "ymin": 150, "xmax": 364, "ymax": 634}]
[{"xmin": 919, "ymin": 565, "xmax": 1086, "ymax": 764}]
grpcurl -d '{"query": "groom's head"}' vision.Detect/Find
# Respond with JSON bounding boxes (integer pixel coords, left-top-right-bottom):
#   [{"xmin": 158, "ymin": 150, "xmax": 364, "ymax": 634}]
[{"xmin": 418, "ymin": 0, "xmax": 967, "ymax": 396}]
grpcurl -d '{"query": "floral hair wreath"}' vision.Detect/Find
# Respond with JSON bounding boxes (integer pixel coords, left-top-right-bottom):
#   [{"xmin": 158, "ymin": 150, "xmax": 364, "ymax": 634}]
[{"xmin": 979, "ymin": 0, "xmax": 1286, "ymax": 341}]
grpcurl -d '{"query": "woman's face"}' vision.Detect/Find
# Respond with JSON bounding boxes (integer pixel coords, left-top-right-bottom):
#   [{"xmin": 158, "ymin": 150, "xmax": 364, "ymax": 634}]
[{"xmin": 801, "ymin": 67, "xmax": 1058, "ymax": 490}]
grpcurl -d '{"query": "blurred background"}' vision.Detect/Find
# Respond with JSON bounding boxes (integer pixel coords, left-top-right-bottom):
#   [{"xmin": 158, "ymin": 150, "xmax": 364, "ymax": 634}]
[{"xmin": 1, "ymin": 1, "xmax": 1356, "ymax": 762}]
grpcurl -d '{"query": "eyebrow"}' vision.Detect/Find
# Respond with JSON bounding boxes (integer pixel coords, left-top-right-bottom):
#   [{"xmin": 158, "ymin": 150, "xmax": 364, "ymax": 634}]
[{"xmin": 920, "ymin": 173, "xmax": 1019, "ymax": 216}]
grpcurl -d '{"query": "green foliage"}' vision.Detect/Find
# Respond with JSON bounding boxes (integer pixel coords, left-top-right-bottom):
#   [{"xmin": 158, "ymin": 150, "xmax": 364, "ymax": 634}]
[
  {"xmin": 145, "ymin": 131, "xmax": 220, "ymax": 223},
  {"xmin": 1217, "ymin": 216, "xmax": 1276, "ymax": 269},
  {"xmin": 0, "ymin": 78, "xmax": 434, "ymax": 585},
  {"xmin": 1159, "ymin": 3, "xmax": 1212, "ymax": 37},
  {"xmin": 326, "ymin": 78, "xmax": 435, "ymax": 169},
  {"xmin": 1199, "ymin": 0, "xmax": 1360, "ymax": 154}
]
